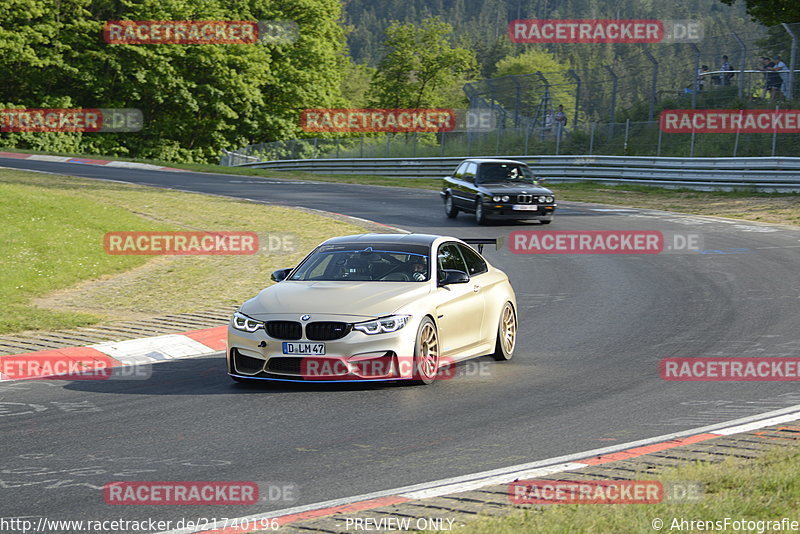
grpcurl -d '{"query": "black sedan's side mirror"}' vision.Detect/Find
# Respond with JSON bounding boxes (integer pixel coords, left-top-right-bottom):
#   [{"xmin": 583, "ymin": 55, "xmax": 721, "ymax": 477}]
[
  {"xmin": 271, "ymin": 268, "xmax": 293, "ymax": 282},
  {"xmin": 438, "ymin": 269, "xmax": 470, "ymax": 286}
]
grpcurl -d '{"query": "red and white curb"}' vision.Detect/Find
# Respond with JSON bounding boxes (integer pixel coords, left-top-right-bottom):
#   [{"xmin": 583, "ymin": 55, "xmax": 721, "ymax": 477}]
[
  {"xmin": 156, "ymin": 404, "xmax": 800, "ymax": 534},
  {"xmin": 0, "ymin": 326, "xmax": 227, "ymax": 381},
  {"xmin": 0, "ymin": 151, "xmax": 187, "ymax": 172}
]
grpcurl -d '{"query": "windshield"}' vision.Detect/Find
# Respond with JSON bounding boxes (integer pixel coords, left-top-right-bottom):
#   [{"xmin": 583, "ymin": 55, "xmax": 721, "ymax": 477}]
[
  {"xmin": 289, "ymin": 245, "xmax": 431, "ymax": 282},
  {"xmin": 476, "ymin": 163, "xmax": 535, "ymax": 184}
]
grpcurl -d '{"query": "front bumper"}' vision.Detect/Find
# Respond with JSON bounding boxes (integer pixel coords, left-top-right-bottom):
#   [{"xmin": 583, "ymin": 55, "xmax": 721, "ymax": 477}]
[
  {"xmin": 227, "ymin": 320, "xmax": 419, "ymax": 382},
  {"xmin": 485, "ymin": 203, "xmax": 556, "ymax": 220}
]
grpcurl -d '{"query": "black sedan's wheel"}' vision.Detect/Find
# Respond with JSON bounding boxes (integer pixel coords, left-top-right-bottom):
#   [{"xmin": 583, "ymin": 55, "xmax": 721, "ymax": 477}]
[
  {"xmin": 540, "ymin": 219, "xmax": 552, "ymax": 225},
  {"xmin": 444, "ymin": 193, "xmax": 459, "ymax": 218},
  {"xmin": 411, "ymin": 317, "xmax": 440, "ymax": 385},
  {"xmin": 475, "ymin": 198, "xmax": 488, "ymax": 225},
  {"xmin": 491, "ymin": 302, "xmax": 516, "ymax": 361}
]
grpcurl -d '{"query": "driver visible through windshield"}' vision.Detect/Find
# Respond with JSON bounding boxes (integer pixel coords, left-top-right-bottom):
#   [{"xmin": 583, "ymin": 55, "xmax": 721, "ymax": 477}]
[
  {"xmin": 289, "ymin": 245, "xmax": 430, "ymax": 282},
  {"xmin": 476, "ymin": 163, "xmax": 535, "ymax": 184}
]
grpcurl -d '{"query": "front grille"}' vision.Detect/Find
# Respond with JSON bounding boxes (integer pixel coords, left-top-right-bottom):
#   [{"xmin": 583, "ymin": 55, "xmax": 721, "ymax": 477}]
[
  {"xmin": 265, "ymin": 321, "xmax": 302, "ymax": 340},
  {"xmin": 306, "ymin": 322, "xmax": 351, "ymax": 341},
  {"xmin": 517, "ymin": 194, "xmax": 533, "ymax": 204},
  {"xmin": 266, "ymin": 357, "xmax": 303, "ymax": 374}
]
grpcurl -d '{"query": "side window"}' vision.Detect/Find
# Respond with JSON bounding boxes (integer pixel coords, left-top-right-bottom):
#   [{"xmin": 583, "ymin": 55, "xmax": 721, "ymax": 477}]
[
  {"xmin": 437, "ymin": 243, "xmax": 468, "ymax": 273},
  {"xmin": 463, "ymin": 163, "xmax": 477, "ymax": 183},
  {"xmin": 457, "ymin": 244, "xmax": 488, "ymax": 276},
  {"xmin": 453, "ymin": 163, "xmax": 467, "ymax": 179}
]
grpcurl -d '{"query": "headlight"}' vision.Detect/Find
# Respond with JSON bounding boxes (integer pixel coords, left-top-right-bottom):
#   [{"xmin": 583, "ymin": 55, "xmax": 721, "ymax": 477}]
[
  {"xmin": 537, "ymin": 195, "xmax": 547, "ymax": 203},
  {"xmin": 546, "ymin": 196, "xmax": 554, "ymax": 203},
  {"xmin": 492, "ymin": 195, "xmax": 511, "ymax": 203},
  {"xmin": 232, "ymin": 311, "xmax": 263, "ymax": 333},
  {"xmin": 353, "ymin": 315, "xmax": 411, "ymax": 335},
  {"xmin": 492, "ymin": 195, "xmax": 501, "ymax": 202}
]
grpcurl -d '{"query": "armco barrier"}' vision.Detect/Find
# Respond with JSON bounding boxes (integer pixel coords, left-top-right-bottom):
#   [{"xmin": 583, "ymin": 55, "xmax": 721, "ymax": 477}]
[{"xmin": 226, "ymin": 153, "xmax": 800, "ymax": 192}]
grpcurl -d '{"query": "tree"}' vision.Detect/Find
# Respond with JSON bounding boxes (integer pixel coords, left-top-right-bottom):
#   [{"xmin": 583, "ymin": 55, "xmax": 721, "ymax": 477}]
[
  {"xmin": 718, "ymin": 0, "xmax": 800, "ymax": 26},
  {"xmin": 367, "ymin": 17, "xmax": 476, "ymax": 109}
]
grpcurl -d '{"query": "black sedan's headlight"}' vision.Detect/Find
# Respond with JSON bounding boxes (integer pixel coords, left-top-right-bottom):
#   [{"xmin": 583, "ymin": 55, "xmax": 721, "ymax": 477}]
[
  {"xmin": 492, "ymin": 195, "xmax": 511, "ymax": 202},
  {"xmin": 232, "ymin": 311, "xmax": 263, "ymax": 333}
]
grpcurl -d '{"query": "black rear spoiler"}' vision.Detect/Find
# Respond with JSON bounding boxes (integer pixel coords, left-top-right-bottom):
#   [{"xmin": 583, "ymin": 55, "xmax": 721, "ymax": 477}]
[{"xmin": 460, "ymin": 238, "xmax": 505, "ymax": 253}]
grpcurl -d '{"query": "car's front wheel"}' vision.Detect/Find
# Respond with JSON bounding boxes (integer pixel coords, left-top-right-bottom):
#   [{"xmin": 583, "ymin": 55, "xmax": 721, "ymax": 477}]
[
  {"xmin": 475, "ymin": 198, "xmax": 488, "ymax": 225},
  {"xmin": 444, "ymin": 193, "xmax": 459, "ymax": 218},
  {"xmin": 491, "ymin": 302, "xmax": 516, "ymax": 361},
  {"xmin": 411, "ymin": 317, "xmax": 440, "ymax": 385},
  {"xmin": 540, "ymin": 219, "xmax": 552, "ymax": 225}
]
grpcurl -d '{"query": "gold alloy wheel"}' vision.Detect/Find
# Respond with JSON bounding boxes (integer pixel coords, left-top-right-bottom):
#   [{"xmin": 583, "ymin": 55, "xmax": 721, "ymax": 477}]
[
  {"xmin": 417, "ymin": 321, "xmax": 439, "ymax": 378},
  {"xmin": 501, "ymin": 304, "xmax": 516, "ymax": 354}
]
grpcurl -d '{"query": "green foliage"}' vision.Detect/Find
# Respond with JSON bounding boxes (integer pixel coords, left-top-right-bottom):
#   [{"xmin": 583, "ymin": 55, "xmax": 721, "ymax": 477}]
[
  {"xmin": 341, "ymin": 62, "xmax": 377, "ymax": 108},
  {"xmin": 367, "ymin": 17, "xmax": 477, "ymax": 109},
  {"xmin": 719, "ymin": 0, "xmax": 800, "ymax": 26},
  {"xmin": 0, "ymin": 0, "xmax": 348, "ymax": 162}
]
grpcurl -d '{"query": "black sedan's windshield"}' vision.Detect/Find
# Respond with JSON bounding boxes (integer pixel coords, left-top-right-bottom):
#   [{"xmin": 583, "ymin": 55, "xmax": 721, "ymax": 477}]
[
  {"xmin": 289, "ymin": 245, "xmax": 430, "ymax": 282},
  {"xmin": 476, "ymin": 163, "xmax": 535, "ymax": 184}
]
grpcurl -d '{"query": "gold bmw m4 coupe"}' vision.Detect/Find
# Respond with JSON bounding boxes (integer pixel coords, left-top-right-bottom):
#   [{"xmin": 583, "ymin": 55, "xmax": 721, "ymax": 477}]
[{"xmin": 227, "ymin": 233, "xmax": 517, "ymax": 385}]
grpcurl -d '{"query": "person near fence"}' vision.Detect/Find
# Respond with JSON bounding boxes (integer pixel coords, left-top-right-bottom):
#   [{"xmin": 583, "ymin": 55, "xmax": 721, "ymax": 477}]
[
  {"xmin": 720, "ymin": 55, "xmax": 735, "ymax": 86},
  {"xmin": 554, "ymin": 105, "xmax": 567, "ymax": 138},
  {"xmin": 760, "ymin": 56, "xmax": 783, "ymax": 100},
  {"xmin": 696, "ymin": 65, "xmax": 709, "ymax": 91},
  {"xmin": 773, "ymin": 55, "xmax": 790, "ymax": 99}
]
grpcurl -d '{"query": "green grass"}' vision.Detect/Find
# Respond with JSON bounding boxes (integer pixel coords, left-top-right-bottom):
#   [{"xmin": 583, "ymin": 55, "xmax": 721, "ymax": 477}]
[
  {"xmin": 0, "ymin": 167, "xmax": 365, "ymax": 334},
  {"xmin": 451, "ymin": 444, "xmax": 800, "ymax": 534}
]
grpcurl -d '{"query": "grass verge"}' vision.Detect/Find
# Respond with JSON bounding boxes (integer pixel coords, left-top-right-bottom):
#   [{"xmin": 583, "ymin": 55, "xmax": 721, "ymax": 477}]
[
  {"xmin": 452, "ymin": 444, "xmax": 800, "ymax": 534},
  {"xmin": 0, "ymin": 167, "xmax": 365, "ymax": 334}
]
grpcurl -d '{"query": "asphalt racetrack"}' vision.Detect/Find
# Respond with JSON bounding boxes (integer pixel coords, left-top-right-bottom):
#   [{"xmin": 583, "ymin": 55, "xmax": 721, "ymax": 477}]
[{"xmin": 2, "ymin": 157, "xmax": 800, "ymax": 528}]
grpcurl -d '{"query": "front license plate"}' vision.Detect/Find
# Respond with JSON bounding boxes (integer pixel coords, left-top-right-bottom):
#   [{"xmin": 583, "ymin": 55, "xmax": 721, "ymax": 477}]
[
  {"xmin": 512, "ymin": 204, "xmax": 538, "ymax": 211},
  {"xmin": 282, "ymin": 342, "xmax": 326, "ymax": 355}
]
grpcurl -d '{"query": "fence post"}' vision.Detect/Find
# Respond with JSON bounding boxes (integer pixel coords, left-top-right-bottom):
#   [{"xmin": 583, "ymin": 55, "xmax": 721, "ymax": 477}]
[
  {"xmin": 782, "ymin": 23, "xmax": 798, "ymax": 100},
  {"xmin": 555, "ymin": 123, "xmax": 561, "ymax": 155},
  {"xmin": 689, "ymin": 43, "xmax": 701, "ymax": 109},
  {"xmin": 313, "ymin": 138, "xmax": 318, "ymax": 159},
  {"xmin": 623, "ymin": 119, "xmax": 630, "ymax": 153},
  {"xmin": 589, "ymin": 122, "xmax": 595, "ymax": 155},
  {"xmin": 413, "ymin": 132, "xmax": 417, "ymax": 157},
  {"xmin": 657, "ymin": 125, "xmax": 663, "ymax": 156},
  {"xmin": 733, "ymin": 110, "xmax": 742, "ymax": 156},
  {"xmin": 690, "ymin": 126, "xmax": 696, "ymax": 158},
  {"xmin": 336, "ymin": 137, "xmax": 340, "ymax": 158},
  {"xmin": 440, "ymin": 131, "xmax": 445, "ymax": 156},
  {"xmin": 772, "ymin": 104, "xmax": 779, "ymax": 156},
  {"xmin": 603, "ymin": 65, "xmax": 617, "ymax": 139},
  {"xmin": 566, "ymin": 69, "xmax": 581, "ymax": 127},
  {"xmin": 643, "ymin": 50, "xmax": 658, "ymax": 121},
  {"xmin": 386, "ymin": 135, "xmax": 390, "ymax": 157},
  {"xmin": 732, "ymin": 32, "xmax": 747, "ymax": 99}
]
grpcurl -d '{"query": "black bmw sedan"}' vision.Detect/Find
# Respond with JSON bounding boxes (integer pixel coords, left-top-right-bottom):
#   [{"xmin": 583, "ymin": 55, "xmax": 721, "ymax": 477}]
[{"xmin": 440, "ymin": 158, "xmax": 556, "ymax": 225}]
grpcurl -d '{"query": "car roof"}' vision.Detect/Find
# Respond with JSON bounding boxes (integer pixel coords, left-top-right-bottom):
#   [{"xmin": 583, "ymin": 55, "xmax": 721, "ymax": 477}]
[
  {"xmin": 322, "ymin": 233, "xmax": 443, "ymax": 247},
  {"xmin": 460, "ymin": 158, "xmax": 528, "ymax": 165}
]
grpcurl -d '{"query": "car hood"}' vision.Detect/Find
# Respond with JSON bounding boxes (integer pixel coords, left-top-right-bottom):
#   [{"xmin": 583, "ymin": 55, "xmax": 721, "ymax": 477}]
[
  {"xmin": 240, "ymin": 281, "xmax": 432, "ymax": 320},
  {"xmin": 478, "ymin": 182, "xmax": 553, "ymax": 194}
]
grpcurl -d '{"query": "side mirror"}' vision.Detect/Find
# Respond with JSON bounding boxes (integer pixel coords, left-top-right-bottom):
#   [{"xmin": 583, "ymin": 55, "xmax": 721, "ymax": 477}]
[
  {"xmin": 438, "ymin": 269, "xmax": 470, "ymax": 286},
  {"xmin": 536, "ymin": 177, "xmax": 546, "ymax": 183},
  {"xmin": 271, "ymin": 268, "xmax": 293, "ymax": 282}
]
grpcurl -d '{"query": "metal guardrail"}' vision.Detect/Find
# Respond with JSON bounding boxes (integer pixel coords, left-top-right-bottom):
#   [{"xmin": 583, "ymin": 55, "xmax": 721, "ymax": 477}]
[{"xmin": 231, "ymin": 154, "xmax": 800, "ymax": 192}]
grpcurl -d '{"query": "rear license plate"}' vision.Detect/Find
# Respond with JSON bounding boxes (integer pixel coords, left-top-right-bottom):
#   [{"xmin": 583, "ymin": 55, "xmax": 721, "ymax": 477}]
[
  {"xmin": 512, "ymin": 205, "xmax": 538, "ymax": 211},
  {"xmin": 282, "ymin": 342, "xmax": 326, "ymax": 355}
]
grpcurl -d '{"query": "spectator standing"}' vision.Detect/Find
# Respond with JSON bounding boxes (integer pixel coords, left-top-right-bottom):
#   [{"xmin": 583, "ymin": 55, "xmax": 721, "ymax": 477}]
[
  {"xmin": 720, "ymin": 55, "xmax": 735, "ymax": 86},
  {"xmin": 760, "ymin": 56, "xmax": 783, "ymax": 100},
  {"xmin": 774, "ymin": 55, "xmax": 790, "ymax": 99},
  {"xmin": 697, "ymin": 65, "xmax": 709, "ymax": 91}
]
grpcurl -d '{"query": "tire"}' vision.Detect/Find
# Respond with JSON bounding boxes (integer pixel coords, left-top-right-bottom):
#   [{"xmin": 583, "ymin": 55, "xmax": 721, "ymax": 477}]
[
  {"xmin": 475, "ymin": 198, "xmax": 488, "ymax": 225},
  {"xmin": 491, "ymin": 302, "xmax": 516, "ymax": 361},
  {"xmin": 540, "ymin": 219, "xmax": 552, "ymax": 225},
  {"xmin": 410, "ymin": 317, "xmax": 440, "ymax": 385},
  {"xmin": 444, "ymin": 193, "xmax": 459, "ymax": 218}
]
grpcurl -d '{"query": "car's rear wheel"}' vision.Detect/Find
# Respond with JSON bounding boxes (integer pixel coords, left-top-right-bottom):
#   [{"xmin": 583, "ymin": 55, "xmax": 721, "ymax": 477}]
[
  {"xmin": 411, "ymin": 317, "xmax": 440, "ymax": 385},
  {"xmin": 491, "ymin": 302, "xmax": 516, "ymax": 361},
  {"xmin": 475, "ymin": 198, "xmax": 488, "ymax": 225},
  {"xmin": 444, "ymin": 193, "xmax": 459, "ymax": 218}
]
